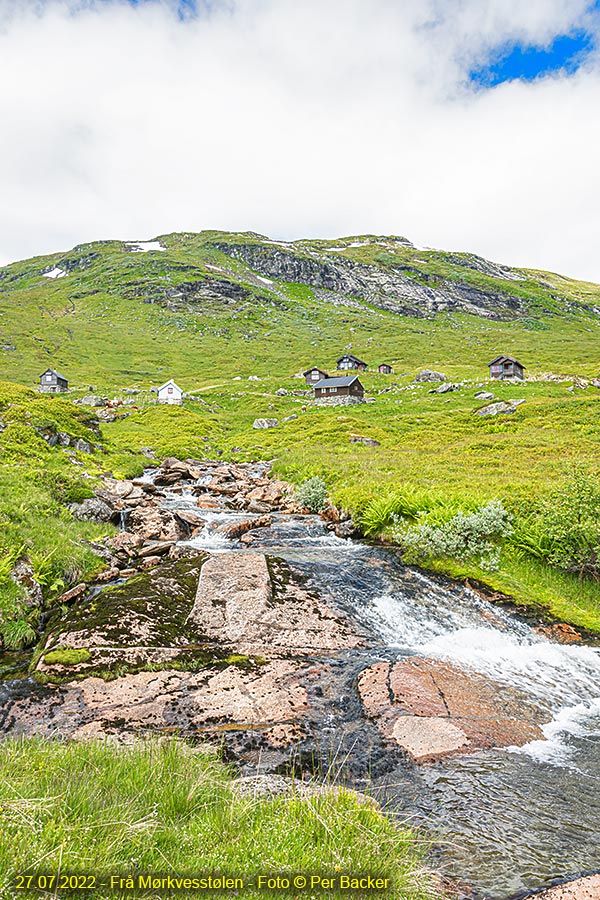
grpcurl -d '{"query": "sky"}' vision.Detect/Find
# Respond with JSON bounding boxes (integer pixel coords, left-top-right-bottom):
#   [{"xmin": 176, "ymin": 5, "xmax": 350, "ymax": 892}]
[{"xmin": 1, "ymin": 0, "xmax": 600, "ymax": 281}]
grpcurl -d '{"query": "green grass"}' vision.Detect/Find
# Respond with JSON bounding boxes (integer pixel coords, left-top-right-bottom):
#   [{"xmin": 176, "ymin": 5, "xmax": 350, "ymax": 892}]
[{"xmin": 0, "ymin": 739, "xmax": 439, "ymax": 900}]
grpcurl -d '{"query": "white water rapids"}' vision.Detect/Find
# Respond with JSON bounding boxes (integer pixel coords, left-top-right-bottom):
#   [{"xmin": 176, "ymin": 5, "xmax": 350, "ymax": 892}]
[{"xmin": 171, "ymin": 491, "xmax": 600, "ymax": 896}]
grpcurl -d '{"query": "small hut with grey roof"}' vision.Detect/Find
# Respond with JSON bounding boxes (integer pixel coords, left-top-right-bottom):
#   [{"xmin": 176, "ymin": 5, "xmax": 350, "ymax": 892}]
[
  {"xmin": 39, "ymin": 368, "xmax": 69, "ymax": 393},
  {"xmin": 488, "ymin": 356, "xmax": 525, "ymax": 380},
  {"xmin": 314, "ymin": 375, "xmax": 365, "ymax": 403}
]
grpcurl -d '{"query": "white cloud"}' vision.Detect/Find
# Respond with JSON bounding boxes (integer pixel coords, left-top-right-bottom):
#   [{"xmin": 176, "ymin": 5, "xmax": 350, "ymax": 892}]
[{"xmin": 0, "ymin": 0, "xmax": 599, "ymax": 281}]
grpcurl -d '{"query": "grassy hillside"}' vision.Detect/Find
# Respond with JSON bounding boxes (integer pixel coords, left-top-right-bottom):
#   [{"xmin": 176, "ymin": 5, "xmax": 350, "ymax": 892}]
[{"xmin": 2, "ymin": 231, "xmax": 600, "ymax": 645}]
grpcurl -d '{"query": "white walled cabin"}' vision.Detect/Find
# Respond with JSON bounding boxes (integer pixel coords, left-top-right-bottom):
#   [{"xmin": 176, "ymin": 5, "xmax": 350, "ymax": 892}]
[{"xmin": 157, "ymin": 380, "xmax": 183, "ymax": 405}]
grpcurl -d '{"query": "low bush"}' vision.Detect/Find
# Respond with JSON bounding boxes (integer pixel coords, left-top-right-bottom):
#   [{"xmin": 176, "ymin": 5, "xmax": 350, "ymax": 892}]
[
  {"xmin": 519, "ymin": 464, "xmax": 600, "ymax": 582},
  {"xmin": 394, "ymin": 500, "xmax": 513, "ymax": 571},
  {"xmin": 296, "ymin": 475, "xmax": 328, "ymax": 512}
]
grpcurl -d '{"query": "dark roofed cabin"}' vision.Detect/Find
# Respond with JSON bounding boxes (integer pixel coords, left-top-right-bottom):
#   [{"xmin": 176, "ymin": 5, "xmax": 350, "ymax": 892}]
[
  {"xmin": 303, "ymin": 366, "xmax": 329, "ymax": 385},
  {"xmin": 337, "ymin": 353, "xmax": 367, "ymax": 371},
  {"xmin": 488, "ymin": 356, "xmax": 525, "ymax": 381},
  {"xmin": 314, "ymin": 375, "xmax": 365, "ymax": 400},
  {"xmin": 378, "ymin": 363, "xmax": 393, "ymax": 374},
  {"xmin": 39, "ymin": 368, "xmax": 68, "ymax": 393}
]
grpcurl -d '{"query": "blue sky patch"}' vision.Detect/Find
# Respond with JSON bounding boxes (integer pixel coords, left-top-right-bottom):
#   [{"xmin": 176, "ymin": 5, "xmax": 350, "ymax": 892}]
[{"xmin": 470, "ymin": 27, "xmax": 597, "ymax": 87}]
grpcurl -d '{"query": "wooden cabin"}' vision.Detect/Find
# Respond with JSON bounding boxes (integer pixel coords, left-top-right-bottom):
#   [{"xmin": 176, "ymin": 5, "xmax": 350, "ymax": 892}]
[
  {"xmin": 157, "ymin": 379, "xmax": 183, "ymax": 405},
  {"xmin": 303, "ymin": 366, "xmax": 329, "ymax": 385},
  {"xmin": 378, "ymin": 363, "xmax": 393, "ymax": 374},
  {"xmin": 488, "ymin": 356, "xmax": 525, "ymax": 380},
  {"xmin": 337, "ymin": 353, "xmax": 368, "ymax": 371},
  {"xmin": 314, "ymin": 375, "xmax": 365, "ymax": 400},
  {"xmin": 39, "ymin": 368, "xmax": 68, "ymax": 393}
]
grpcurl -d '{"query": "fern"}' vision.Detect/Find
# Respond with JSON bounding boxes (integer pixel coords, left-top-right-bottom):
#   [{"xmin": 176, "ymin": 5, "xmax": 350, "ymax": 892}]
[{"xmin": 2, "ymin": 618, "xmax": 36, "ymax": 650}]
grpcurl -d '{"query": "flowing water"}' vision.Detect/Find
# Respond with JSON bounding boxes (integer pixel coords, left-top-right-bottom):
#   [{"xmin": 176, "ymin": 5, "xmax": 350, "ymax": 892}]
[
  {"xmin": 2, "ymin": 481, "xmax": 599, "ymax": 898},
  {"xmin": 171, "ymin": 487, "xmax": 600, "ymax": 898}
]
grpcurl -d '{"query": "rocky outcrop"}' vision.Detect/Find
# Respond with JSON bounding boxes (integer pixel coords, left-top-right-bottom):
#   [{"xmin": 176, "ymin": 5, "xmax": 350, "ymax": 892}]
[
  {"xmin": 35, "ymin": 557, "xmax": 208, "ymax": 682},
  {"xmin": 130, "ymin": 275, "xmax": 259, "ymax": 311},
  {"xmin": 128, "ymin": 505, "xmax": 187, "ymax": 542},
  {"xmin": 430, "ymin": 382, "xmax": 462, "ymax": 394},
  {"xmin": 358, "ymin": 658, "xmax": 549, "ymax": 762},
  {"xmin": 475, "ymin": 400, "xmax": 518, "ymax": 416},
  {"xmin": 349, "ymin": 434, "xmax": 380, "ymax": 447},
  {"xmin": 214, "ymin": 515, "xmax": 272, "ymax": 540},
  {"xmin": 186, "ymin": 553, "xmax": 362, "ymax": 655},
  {"xmin": 212, "ymin": 243, "xmax": 538, "ymax": 320},
  {"xmin": 415, "ymin": 369, "xmax": 447, "ymax": 383},
  {"xmin": 68, "ymin": 497, "xmax": 115, "ymax": 523},
  {"xmin": 534, "ymin": 623, "xmax": 583, "ymax": 644},
  {"xmin": 10, "ymin": 558, "xmax": 43, "ymax": 608},
  {"xmin": 11, "ymin": 550, "xmax": 363, "ymax": 755}
]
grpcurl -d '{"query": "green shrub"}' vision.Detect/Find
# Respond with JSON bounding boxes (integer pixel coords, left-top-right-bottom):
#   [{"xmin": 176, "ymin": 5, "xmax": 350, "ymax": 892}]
[
  {"xmin": 296, "ymin": 476, "xmax": 328, "ymax": 513},
  {"xmin": 395, "ymin": 500, "xmax": 513, "ymax": 571},
  {"xmin": 517, "ymin": 464, "xmax": 600, "ymax": 582}
]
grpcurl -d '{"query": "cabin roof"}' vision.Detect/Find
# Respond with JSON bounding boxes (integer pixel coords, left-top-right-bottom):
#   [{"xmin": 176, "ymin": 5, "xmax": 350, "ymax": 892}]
[
  {"xmin": 314, "ymin": 375, "xmax": 362, "ymax": 389},
  {"xmin": 337, "ymin": 353, "xmax": 367, "ymax": 365},
  {"xmin": 303, "ymin": 367, "xmax": 328, "ymax": 376},
  {"xmin": 158, "ymin": 379, "xmax": 182, "ymax": 392},
  {"xmin": 488, "ymin": 355, "xmax": 525, "ymax": 368},
  {"xmin": 40, "ymin": 368, "xmax": 68, "ymax": 381}
]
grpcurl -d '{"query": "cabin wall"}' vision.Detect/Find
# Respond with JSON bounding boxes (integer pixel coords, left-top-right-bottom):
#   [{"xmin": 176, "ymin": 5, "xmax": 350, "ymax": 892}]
[{"xmin": 315, "ymin": 386, "xmax": 352, "ymax": 398}]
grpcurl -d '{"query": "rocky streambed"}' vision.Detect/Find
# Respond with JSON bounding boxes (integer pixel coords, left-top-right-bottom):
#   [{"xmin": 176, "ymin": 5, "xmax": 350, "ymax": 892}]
[{"xmin": 2, "ymin": 460, "xmax": 600, "ymax": 900}]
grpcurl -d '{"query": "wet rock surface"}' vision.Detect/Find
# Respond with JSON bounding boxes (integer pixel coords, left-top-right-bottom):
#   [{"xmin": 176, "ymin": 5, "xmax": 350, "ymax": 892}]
[
  {"xmin": 358, "ymin": 658, "xmax": 549, "ymax": 761},
  {"xmin": 3, "ymin": 662, "xmax": 310, "ymax": 751},
  {"xmin": 534, "ymin": 876, "xmax": 600, "ymax": 900},
  {"xmin": 187, "ymin": 553, "xmax": 362, "ymax": 655},
  {"xmin": 3, "ymin": 548, "xmax": 365, "ymax": 759}
]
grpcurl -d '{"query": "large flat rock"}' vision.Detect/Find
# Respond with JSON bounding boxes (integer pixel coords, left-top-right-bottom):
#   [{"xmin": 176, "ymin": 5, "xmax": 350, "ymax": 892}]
[
  {"xmin": 3, "ymin": 660, "xmax": 309, "ymax": 748},
  {"xmin": 35, "ymin": 557, "xmax": 211, "ymax": 682},
  {"xmin": 358, "ymin": 658, "xmax": 550, "ymax": 762},
  {"xmin": 186, "ymin": 552, "xmax": 362, "ymax": 655}
]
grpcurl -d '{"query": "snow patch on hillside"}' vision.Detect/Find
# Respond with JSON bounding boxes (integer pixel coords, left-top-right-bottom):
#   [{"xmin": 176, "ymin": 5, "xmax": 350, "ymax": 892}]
[
  {"xmin": 43, "ymin": 267, "xmax": 66, "ymax": 279},
  {"xmin": 125, "ymin": 241, "xmax": 165, "ymax": 253}
]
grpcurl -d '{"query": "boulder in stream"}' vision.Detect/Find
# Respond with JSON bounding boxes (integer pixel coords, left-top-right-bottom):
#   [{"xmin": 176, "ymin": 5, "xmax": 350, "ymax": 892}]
[{"xmin": 358, "ymin": 658, "xmax": 550, "ymax": 762}]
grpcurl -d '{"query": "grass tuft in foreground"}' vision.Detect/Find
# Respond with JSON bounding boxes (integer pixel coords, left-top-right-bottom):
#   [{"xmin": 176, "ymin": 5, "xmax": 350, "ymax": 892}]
[{"xmin": 0, "ymin": 739, "xmax": 440, "ymax": 900}]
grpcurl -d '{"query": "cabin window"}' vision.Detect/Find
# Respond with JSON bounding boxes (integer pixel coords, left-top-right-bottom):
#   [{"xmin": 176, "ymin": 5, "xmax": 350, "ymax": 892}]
[
  {"xmin": 168, "ymin": 387, "xmax": 173, "ymax": 394},
  {"xmin": 329, "ymin": 387, "xmax": 337, "ymax": 393},
  {"xmin": 45, "ymin": 375, "xmax": 52, "ymax": 382},
  {"xmin": 311, "ymin": 372, "xmax": 319, "ymax": 380}
]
